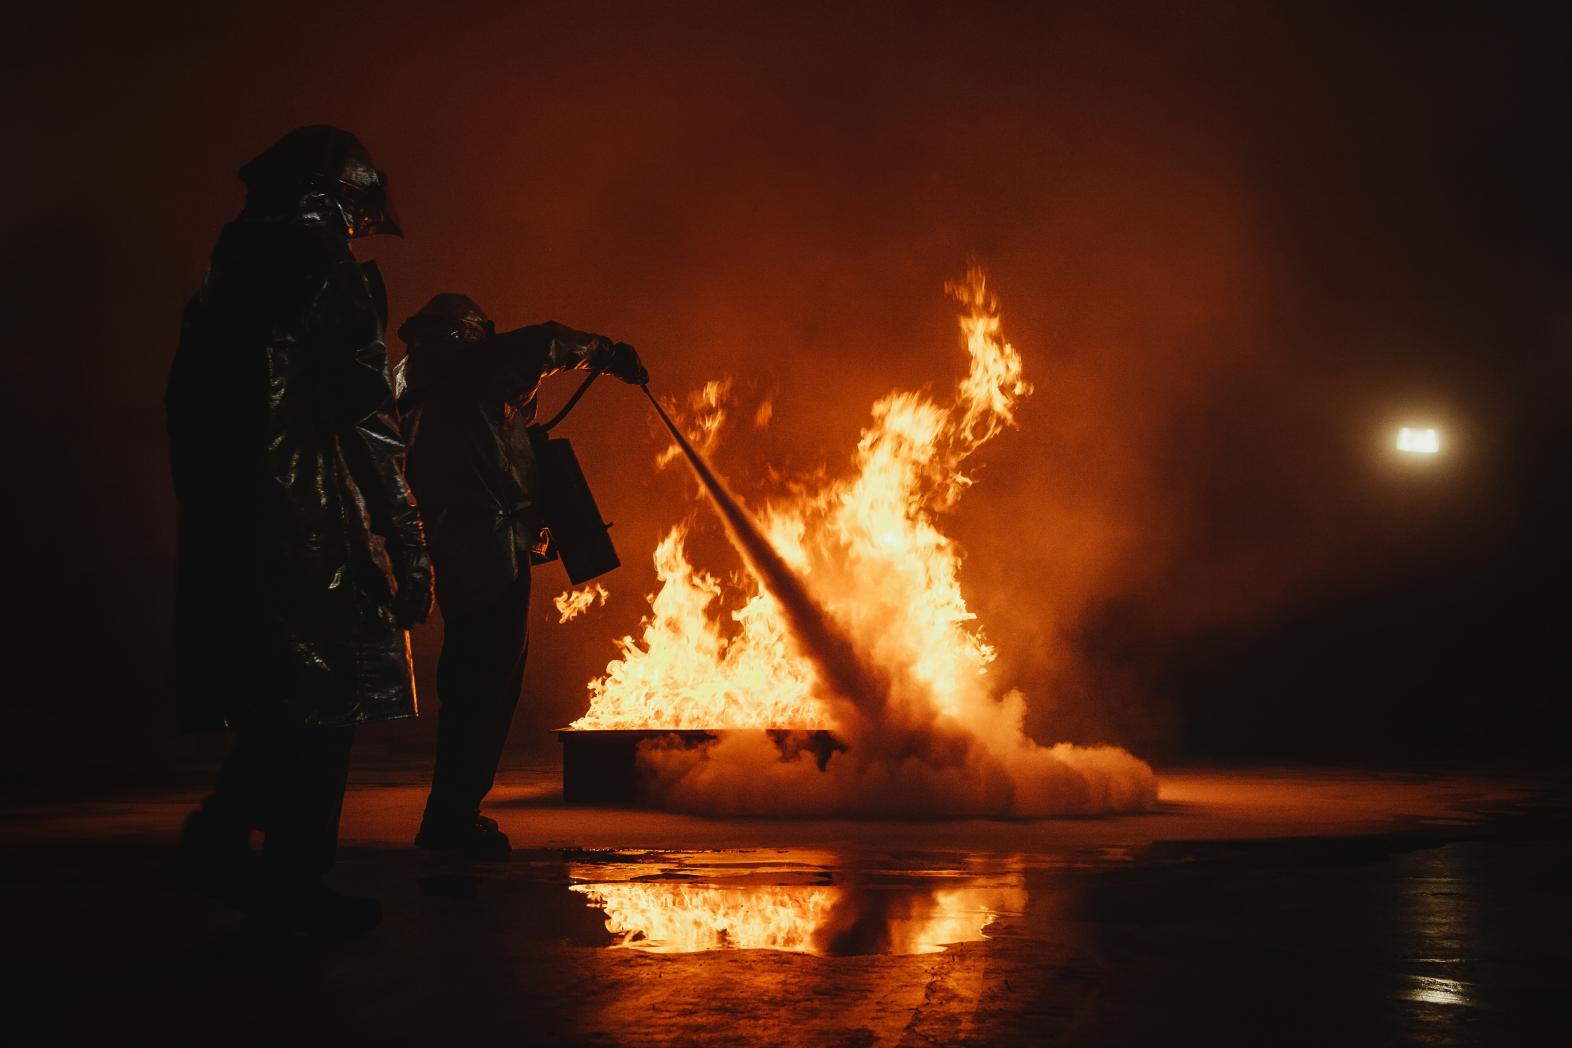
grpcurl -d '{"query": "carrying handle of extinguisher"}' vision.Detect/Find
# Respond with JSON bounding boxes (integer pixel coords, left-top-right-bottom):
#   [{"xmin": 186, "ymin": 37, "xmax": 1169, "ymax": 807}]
[{"xmin": 538, "ymin": 367, "xmax": 604, "ymax": 433}]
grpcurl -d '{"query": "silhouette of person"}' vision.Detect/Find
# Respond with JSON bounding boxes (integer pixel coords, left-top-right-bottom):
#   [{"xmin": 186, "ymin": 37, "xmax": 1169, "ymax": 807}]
[
  {"xmin": 166, "ymin": 125, "xmax": 432, "ymax": 935},
  {"xmin": 394, "ymin": 294, "xmax": 645, "ymax": 859}
]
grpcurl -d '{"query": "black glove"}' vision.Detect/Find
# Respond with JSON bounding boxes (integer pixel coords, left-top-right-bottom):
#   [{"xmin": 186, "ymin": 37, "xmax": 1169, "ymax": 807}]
[
  {"xmin": 390, "ymin": 546, "xmax": 434, "ymax": 629},
  {"xmin": 607, "ymin": 342, "xmax": 649, "ymax": 385}
]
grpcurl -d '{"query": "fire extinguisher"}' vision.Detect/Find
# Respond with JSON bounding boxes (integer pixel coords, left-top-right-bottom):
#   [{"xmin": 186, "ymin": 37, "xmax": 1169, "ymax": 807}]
[{"xmin": 526, "ymin": 368, "xmax": 623, "ymax": 586}]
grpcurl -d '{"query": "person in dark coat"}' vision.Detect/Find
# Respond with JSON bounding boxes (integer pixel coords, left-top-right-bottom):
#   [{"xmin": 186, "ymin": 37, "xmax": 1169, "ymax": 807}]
[
  {"xmin": 395, "ymin": 294, "xmax": 645, "ymax": 858},
  {"xmin": 166, "ymin": 125, "xmax": 432, "ymax": 934}
]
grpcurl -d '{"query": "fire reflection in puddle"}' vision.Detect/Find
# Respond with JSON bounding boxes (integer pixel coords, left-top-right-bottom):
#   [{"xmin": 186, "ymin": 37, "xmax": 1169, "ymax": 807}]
[{"xmin": 569, "ymin": 852, "xmax": 1026, "ymax": 956}]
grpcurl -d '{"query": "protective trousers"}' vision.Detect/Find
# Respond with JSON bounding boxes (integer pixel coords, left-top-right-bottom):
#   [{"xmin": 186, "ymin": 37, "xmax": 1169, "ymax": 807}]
[
  {"xmin": 423, "ymin": 570, "xmax": 531, "ymax": 827},
  {"xmin": 203, "ymin": 714, "xmax": 355, "ymax": 880}
]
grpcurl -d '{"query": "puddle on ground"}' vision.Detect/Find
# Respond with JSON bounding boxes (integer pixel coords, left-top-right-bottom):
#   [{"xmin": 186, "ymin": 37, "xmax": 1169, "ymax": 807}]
[{"xmin": 567, "ymin": 850, "xmax": 1027, "ymax": 956}]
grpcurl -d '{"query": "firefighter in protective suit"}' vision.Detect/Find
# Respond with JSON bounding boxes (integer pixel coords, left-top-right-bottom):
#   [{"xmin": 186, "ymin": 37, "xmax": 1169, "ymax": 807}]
[
  {"xmin": 166, "ymin": 126, "xmax": 432, "ymax": 935},
  {"xmin": 395, "ymin": 294, "xmax": 645, "ymax": 859}
]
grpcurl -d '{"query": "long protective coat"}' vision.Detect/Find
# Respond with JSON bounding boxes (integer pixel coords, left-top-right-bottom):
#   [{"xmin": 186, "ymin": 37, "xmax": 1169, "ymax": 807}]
[
  {"xmin": 167, "ymin": 219, "xmax": 425, "ymax": 729},
  {"xmin": 395, "ymin": 324, "xmax": 616, "ymax": 618}
]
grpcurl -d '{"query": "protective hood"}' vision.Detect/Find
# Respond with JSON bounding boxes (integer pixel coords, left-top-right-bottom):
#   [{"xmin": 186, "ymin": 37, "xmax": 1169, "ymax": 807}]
[
  {"xmin": 239, "ymin": 125, "xmax": 403, "ymax": 239},
  {"xmin": 395, "ymin": 293, "xmax": 493, "ymax": 405}
]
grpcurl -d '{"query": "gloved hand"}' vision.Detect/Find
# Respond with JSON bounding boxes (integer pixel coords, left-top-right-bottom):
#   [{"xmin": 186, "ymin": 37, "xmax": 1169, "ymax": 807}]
[
  {"xmin": 607, "ymin": 342, "xmax": 649, "ymax": 385},
  {"xmin": 390, "ymin": 546, "xmax": 434, "ymax": 629}
]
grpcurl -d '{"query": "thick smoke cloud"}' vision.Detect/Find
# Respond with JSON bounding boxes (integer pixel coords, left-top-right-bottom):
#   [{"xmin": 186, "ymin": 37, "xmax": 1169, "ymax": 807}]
[{"xmin": 643, "ymin": 731, "xmax": 1155, "ymax": 818}]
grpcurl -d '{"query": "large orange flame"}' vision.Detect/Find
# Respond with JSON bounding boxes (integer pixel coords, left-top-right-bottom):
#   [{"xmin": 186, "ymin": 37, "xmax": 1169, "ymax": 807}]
[
  {"xmin": 571, "ymin": 268, "xmax": 1158, "ymax": 816},
  {"xmin": 574, "ymin": 267, "xmax": 1025, "ymax": 732}
]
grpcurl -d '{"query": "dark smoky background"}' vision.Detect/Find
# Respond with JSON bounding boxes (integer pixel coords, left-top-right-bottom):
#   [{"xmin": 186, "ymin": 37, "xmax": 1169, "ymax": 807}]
[{"xmin": 2, "ymin": 2, "xmax": 1568, "ymax": 783}]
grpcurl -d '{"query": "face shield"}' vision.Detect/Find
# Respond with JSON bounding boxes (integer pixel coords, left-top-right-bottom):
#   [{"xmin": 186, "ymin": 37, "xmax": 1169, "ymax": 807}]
[{"xmin": 338, "ymin": 159, "xmax": 403, "ymax": 239}]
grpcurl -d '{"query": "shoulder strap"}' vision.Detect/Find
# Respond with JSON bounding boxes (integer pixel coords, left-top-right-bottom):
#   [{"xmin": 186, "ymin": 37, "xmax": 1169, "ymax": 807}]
[{"xmin": 536, "ymin": 369, "xmax": 603, "ymax": 433}]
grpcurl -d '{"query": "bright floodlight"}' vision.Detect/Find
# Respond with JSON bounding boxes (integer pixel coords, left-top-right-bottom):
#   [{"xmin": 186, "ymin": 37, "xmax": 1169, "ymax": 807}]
[{"xmin": 1396, "ymin": 427, "xmax": 1440, "ymax": 454}]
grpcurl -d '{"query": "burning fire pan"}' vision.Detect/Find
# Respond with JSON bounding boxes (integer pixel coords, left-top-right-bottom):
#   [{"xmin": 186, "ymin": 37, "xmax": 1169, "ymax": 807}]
[{"xmin": 556, "ymin": 728, "xmax": 845, "ymax": 804}]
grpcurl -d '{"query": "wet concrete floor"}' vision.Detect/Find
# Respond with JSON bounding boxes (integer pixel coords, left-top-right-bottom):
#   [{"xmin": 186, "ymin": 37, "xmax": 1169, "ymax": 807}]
[{"xmin": 4, "ymin": 765, "xmax": 1568, "ymax": 1045}]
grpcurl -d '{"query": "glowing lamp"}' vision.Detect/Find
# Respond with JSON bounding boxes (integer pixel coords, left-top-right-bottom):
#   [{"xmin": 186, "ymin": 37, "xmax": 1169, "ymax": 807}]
[{"xmin": 1396, "ymin": 427, "xmax": 1440, "ymax": 454}]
